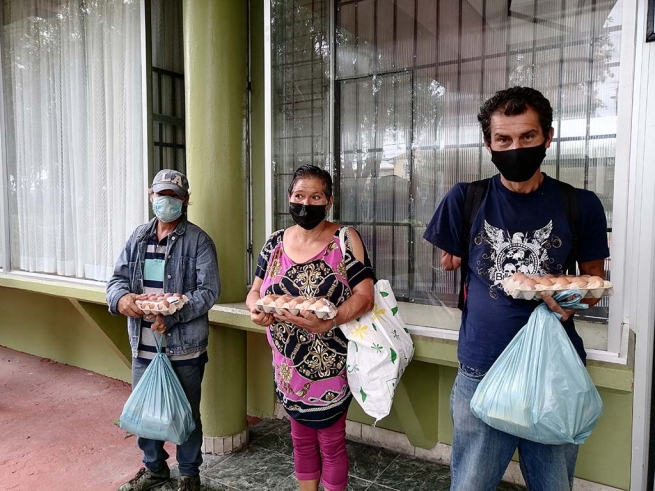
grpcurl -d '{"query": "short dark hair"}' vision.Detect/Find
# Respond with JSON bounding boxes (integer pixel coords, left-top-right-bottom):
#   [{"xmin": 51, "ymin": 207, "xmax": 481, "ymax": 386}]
[
  {"xmin": 478, "ymin": 86, "xmax": 553, "ymax": 144},
  {"xmin": 287, "ymin": 164, "xmax": 333, "ymax": 199}
]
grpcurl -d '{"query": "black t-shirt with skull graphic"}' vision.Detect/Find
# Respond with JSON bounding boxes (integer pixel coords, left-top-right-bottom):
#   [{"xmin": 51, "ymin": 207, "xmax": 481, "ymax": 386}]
[{"xmin": 423, "ymin": 173, "xmax": 609, "ymax": 372}]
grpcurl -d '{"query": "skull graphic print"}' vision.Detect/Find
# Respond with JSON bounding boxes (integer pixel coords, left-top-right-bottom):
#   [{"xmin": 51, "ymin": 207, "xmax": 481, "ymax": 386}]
[{"xmin": 477, "ymin": 220, "xmax": 564, "ymax": 291}]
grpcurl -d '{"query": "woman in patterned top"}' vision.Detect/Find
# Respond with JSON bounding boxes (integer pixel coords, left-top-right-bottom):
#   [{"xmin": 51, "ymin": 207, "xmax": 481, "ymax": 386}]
[{"xmin": 246, "ymin": 164, "xmax": 375, "ymax": 491}]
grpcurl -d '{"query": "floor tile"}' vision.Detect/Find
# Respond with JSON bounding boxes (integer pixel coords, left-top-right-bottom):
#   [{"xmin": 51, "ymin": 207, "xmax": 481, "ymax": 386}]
[
  {"xmin": 202, "ymin": 445, "xmax": 295, "ymax": 490},
  {"xmin": 374, "ymin": 454, "xmax": 450, "ymax": 491},
  {"xmin": 249, "ymin": 417, "xmax": 288, "ymax": 442},
  {"xmin": 159, "ymin": 478, "xmax": 238, "ymax": 491},
  {"xmin": 276, "ymin": 474, "xmax": 374, "ymax": 491},
  {"xmin": 198, "ymin": 454, "xmax": 234, "ymax": 474},
  {"xmin": 250, "ymin": 419, "xmax": 294, "ymax": 456},
  {"xmin": 345, "ymin": 475, "xmax": 376, "ymax": 490},
  {"xmin": 202, "ymin": 475, "xmax": 243, "ymax": 490},
  {"xmin": 168, "ymin": 463, "xmax": 240, "ymax": 490},
  {"xmin": 347, "ymin": 440, "xmax": 400, "ymax": 482},
  {"xmin": 273, "ymin": 475, "xmax": 301, "ymax": 491},
  {"xmin": 167, "ymin": 418, "xmax": 526, "ymax": 491}
]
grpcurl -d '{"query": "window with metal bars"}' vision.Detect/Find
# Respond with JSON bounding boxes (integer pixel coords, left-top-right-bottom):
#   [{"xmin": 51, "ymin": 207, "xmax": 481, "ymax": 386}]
[
  {"xmin": 147, "ymin": 0, "xmax": 185, "ymax": 175},
  {"xmin": 271, "ymin": 0, "xmax": 621, "ymax": 323}
]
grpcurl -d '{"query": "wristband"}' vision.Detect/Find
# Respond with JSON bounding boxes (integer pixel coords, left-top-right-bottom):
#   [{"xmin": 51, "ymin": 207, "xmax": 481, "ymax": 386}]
[{"xmin": 332, "ymin": 317, "xmax": 338, "ymax": 330}]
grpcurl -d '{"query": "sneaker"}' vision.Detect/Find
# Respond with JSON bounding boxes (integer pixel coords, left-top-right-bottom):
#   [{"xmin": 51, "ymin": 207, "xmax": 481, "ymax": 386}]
[
  {"xmin": 177, "ymin": 475, "xmax": 201, "ymax": 491},
  {"xmin": 116, "ymin": 467, "xmax": 171, "ymax": 491}
]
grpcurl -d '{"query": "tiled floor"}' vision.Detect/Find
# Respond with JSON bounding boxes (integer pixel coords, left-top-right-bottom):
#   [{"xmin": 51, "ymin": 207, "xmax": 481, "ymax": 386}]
[{"xmin": 161, "ymin": 418, "xmax": 524, "ymax": 491}]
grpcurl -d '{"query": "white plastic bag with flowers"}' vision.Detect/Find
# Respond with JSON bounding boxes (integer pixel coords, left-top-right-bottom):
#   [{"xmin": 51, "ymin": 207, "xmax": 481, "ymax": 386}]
[{"xmin": 337, "ymin": 227, "xmax": 415, "ymax": 422}]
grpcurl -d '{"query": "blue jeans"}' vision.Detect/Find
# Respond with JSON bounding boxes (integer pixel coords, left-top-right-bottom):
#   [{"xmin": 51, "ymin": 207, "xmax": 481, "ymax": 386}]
[
  {"xmin": 450, "ymin": 367, "xmax": 578, "ymax": 491},
  {"xmin": 132, "ymin": 359, "xmax": 205, "ymax": 477}
]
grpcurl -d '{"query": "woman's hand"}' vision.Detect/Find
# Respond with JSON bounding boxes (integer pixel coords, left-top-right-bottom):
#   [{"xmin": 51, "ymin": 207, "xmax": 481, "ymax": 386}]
[
  {"xmin": 273, "ymin": 309, "xmax": 333, "ymax": 334},
  {"xmin": 250, "ymin": 308, "xmax": 276, "ymax": 327},
  {"xmin": 246, "ymin": 277, "xmax": 276, "ymax": 326}
]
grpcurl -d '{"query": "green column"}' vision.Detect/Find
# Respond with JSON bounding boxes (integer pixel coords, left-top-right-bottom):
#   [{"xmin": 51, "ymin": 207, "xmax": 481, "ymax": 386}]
[{"xmin": 183, "ymin": 0, "xmax": 248, "ymax": 449}]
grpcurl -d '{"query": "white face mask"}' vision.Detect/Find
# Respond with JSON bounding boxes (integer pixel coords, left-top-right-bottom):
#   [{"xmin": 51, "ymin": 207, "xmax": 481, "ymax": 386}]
[{"xmin": 152, "ymin": 196, "xmax": 183, "ymax": 222}]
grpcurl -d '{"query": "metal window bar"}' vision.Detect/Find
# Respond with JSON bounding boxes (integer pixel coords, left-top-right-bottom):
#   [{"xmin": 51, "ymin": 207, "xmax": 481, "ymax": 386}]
[
  {"xmin": 583, "ymin": 0, "xmax": 598, "ymax": 191},
  {"xmin": 271, "ymin": 0, "xmax": 330, "ymax": 226},
  {"xmin": 148, "ymin": 1, "xmax": 186, "ymax": 175},
  {"xmin": 152, "ymin": 68, "xmax": 185, "ymax": 173},
  {"xmin": 555, "ymin": 0, "xmax": 567, "ymax": 181},
  {"xmin": 327, "ymin": 31, "xmax": 621, "ymax": 83}
]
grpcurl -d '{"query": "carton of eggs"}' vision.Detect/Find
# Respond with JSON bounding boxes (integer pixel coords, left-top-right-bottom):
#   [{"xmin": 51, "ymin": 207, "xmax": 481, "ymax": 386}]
[
  {"xmin": 255, "ymin": 294, "xmax": 338, "ymax": 320},
  {"xmin": 136, "ymin": 293, "xmax": 189, "ymax": 316},
  {"xmin": 500, "ymin": 273, "xmax": 613, "ymax": 301}
]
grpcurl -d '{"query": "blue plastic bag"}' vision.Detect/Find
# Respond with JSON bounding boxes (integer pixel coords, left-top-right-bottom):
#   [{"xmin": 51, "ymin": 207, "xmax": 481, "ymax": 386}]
[
  {"xmin": 119, "ymin": 335, "xmax": 195, "ymax": 445},
  {"xmin": 470, "ymin": 290, "xmax": 603, "ymax": 445}
]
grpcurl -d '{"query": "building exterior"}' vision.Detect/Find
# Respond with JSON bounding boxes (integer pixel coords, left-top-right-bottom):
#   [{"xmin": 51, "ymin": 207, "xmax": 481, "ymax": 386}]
[{"xmin": 0, "ymin": 0, "xmax": 654, "ymax": 489}]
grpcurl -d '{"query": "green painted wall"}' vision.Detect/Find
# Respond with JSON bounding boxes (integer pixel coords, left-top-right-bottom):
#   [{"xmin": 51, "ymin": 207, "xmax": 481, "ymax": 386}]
[
  {"xmin": 576, "ymin": 388, "xmax": 633, "ymax": 488},
  {"xmin": 0, "ymin": 287, "xmax": 131, "ymax": 382},
  {"xmin": 246, "ymin": 331, "xmax": 276, "ymax": 417},
  {"xmin": 202, "ymin": 325, "xmax": 248, "ymax": 436}
]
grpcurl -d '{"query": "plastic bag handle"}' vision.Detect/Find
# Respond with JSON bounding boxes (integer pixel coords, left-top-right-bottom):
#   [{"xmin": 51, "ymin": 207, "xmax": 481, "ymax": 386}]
[
  {"xmin": 539, "ymin": 289, "xmax": 589, "ymax": 311},
  {"xmin": 153, "ymin": 332, "xmax": 164, "ymax": 353}
]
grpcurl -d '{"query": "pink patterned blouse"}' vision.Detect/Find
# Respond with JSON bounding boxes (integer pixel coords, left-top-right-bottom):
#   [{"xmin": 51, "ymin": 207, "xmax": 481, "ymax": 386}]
[{"xmin": 256, "ymin": 227, "xmax": 374, "ymax": 429}]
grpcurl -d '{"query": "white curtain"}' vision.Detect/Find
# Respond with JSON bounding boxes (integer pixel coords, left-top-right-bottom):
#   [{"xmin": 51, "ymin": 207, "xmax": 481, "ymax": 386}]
[{"xmin": 3, "ymin": 0, "xmax": 144, "ymax": 281}]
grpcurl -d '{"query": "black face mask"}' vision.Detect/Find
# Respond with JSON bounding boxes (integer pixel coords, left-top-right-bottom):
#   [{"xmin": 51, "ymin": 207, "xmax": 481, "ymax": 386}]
[
  {"xmin": 289, "ymin": 203, "xmax": 327, "ymax": 230},
  {"xmin": 491, "ymin": 143, "xmax": 547, "ymax": 183}
]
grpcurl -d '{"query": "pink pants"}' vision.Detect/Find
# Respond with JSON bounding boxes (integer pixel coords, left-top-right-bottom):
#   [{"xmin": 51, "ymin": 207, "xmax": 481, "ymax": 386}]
[{"xmin": 289, "ymin": 413, "xmax": 349, "ymax": 491}]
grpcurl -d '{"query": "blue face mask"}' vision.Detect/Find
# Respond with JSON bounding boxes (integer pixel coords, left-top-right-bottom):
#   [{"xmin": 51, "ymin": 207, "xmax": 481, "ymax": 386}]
[{"xmin": 152, "ymin": 196, "xmax": 183, "ymax": 223}]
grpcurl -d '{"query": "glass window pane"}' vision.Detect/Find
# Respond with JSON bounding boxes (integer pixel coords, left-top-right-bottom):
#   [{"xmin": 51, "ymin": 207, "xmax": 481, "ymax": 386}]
[
  {"xmin": 2, "ymin": 0, "xmax": 144, "ymax": 281},
  {"xmin": 271, "ymin": 0, "xmax": 330, "ymax": 225},
  {"xmin": 272, "ymin": 0, "xmax": 623, "ymax": 326}
]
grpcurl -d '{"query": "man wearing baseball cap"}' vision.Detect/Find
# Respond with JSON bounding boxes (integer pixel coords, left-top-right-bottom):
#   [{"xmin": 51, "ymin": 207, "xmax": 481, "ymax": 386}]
[{"xmin": 107, "ymin": 169, "xmax": 220, "ymax": 491}]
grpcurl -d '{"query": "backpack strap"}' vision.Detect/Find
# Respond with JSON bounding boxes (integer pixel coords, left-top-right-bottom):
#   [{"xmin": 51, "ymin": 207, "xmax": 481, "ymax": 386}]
[
  {"xmin": 458, "ymin": 179, "xmax": 490, "ymax": 310},
  {"xmin": 555, "ymin": 180, "xmax": 580, "ymax": 275}
]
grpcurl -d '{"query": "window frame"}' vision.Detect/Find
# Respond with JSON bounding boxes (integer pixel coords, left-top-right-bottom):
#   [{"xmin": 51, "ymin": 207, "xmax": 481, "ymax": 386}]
[
  {"xmin": 0, "ymin": 2, "xmax": 9, "ymax": 273},
  {"xmin": 626, "ymin": 2, "xmax": 655, "ymax": 488},
  {"xmin": 603, "ymin": 0, "xmax": 638, "ymax": 362}
]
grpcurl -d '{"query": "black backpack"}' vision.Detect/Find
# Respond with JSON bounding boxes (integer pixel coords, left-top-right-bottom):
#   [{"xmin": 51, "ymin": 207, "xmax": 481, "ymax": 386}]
[{"xmin": 457, "ymin": 178, "xmax": 580, "ymax": 310}]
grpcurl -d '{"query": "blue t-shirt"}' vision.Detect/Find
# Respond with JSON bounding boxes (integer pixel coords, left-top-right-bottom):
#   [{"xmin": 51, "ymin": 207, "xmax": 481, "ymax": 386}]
[{"xmin": 423, "ymin": 174, "xmax": 610, "ymax": 372}]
